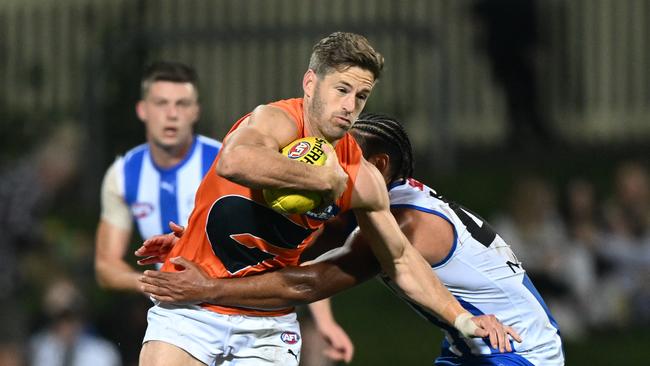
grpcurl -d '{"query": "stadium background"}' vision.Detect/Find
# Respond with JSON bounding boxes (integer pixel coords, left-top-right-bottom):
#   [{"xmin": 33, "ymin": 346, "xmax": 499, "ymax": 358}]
[{"xmin": 1, "ymin": 0, "xmax": 648, "ymax": 365}]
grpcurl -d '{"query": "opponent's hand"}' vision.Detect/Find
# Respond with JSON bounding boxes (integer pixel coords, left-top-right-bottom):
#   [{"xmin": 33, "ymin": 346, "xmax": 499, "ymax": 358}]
[
  {"xmin": 134, "ymin": 221, "xmax": 185, "ymax": 265},
  {"xmin": 319, "ymin": 144, "xmax": 348, "ymax": 207},
  {"xmin": 139, "ymin": 256, "xmax": 211, "ymax": 305},
  {"xmin": 455, "ymin": 313, "xmax": 522, "ymax": 353},
  {"xmin": 317, "ymin": 320, "xmax": 354, "ymax": 363}
]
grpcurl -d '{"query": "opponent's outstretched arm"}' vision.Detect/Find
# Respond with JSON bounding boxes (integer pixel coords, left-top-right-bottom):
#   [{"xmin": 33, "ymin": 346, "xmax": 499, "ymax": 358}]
[
  {"xmin": 138, "ymin": 216, "xmax": 521, "ymax": 351},
  {"xmin": 137, "ymin": 226, "xmax": 377, "ymax": 309}
]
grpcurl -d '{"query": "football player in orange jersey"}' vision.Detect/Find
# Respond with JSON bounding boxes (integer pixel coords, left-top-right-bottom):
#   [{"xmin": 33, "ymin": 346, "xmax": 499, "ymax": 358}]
[
  {"xmin": 137, "ymin": 32, "xmax": 513, "ymax": 366},
  {"xmin": 139, "ymin": 114, "xmax": 568, "ymax": 365}
]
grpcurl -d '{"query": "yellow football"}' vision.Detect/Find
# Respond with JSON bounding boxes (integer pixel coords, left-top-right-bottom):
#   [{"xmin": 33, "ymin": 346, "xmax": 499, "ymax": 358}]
[{"xmin": 263, "ymin": 136, "xmax": 330, "ymax": 214}]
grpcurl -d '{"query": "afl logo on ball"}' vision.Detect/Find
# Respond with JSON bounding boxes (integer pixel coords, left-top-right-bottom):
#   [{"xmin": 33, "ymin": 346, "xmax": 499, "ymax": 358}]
[
  {"xmin": 280, "ymin": 331, "xmax": 300, "ymax": 345},
  {"xmin": 287, "ymin": 141, "xmax": 311, "ymax": 159}
]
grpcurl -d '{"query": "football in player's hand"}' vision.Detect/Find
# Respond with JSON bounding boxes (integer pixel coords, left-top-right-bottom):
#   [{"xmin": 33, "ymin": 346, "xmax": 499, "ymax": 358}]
[{"xmin": 263, "ymin": 136, "xmax": 330, "ymax": 214}]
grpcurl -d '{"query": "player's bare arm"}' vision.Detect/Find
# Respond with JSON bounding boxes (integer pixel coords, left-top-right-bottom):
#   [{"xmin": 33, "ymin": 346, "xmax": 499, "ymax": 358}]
[
  {"xmin": 138, "ymin": 158, "xmax": 478, "ymax": 326},
  {"xmin": 308, "ymin": 299, "xmax": 354, "ymax": 363},
  {"xmin": 138, "ymin": 216, "xmax": 521, "ymax": 351},
  {"xmin": 135, "ymin": 211, "xmax": 364, "ymax": 303},
  {"xmin": 95, "ymin": 220, "xmax": 142, "ymax": 291},
  {"xmin": 350, "ymin": 159, "xmax": 484, "ymax": 337},
  {"xmin": 389, "ymin": 207, "xmax": 522, "ymax": 351},
  {"xmin": 95, "ymin": 163, "xmax": 144, "ymax": 292},
  {"xmin": 136, "ymin": 217, "xmax": 376, "ymax": 308},
  {"xmin": 216, "ymin": 104, "xmax": 347, "ymax": 202}
]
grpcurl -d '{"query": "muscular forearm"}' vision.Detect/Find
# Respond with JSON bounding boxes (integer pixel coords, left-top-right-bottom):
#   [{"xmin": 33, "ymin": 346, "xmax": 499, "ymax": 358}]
[
  {"xmin": 217, "ymin": 144, "xmax": 333, "ymax": 192},
  {"xmin": 356, "ymin": 209, "xmax": 468, "ymax": 327},
  {"xmin": 392, "ymin": 244, "xmax": 466, "ymax": 325},
  {"xmin": 144, "ymin": 259, "xmax": 366, "ymax": 310},
  {"xmin": 140, "ymin": 239, "xmax": 374, "ymax": 309},
  {"xmin": 206, "ymin": 262, "xmax": 362, "ymax": 309},
  {"xmin": 205, "ymin": 267, "xmax": 324, "ymax": 309}
]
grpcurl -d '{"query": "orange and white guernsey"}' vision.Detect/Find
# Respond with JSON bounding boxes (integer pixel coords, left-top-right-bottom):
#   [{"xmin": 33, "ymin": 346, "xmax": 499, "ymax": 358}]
[{"xmin": 160, "ymin": 98, "xmax": 362, "ymax": 316}]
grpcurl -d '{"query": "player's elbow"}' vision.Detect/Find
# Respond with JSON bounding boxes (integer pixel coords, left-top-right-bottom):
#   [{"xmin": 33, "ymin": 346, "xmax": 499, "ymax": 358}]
[
  {"xmin": 284, "ymin": 273, "xmax": 324, "ymax": 305},
  {"xmin": 94, "ymin": 260, "xmax": 112, "ymax": 289},
  {"xmin": 286, "ymin": 283, "xmax": 322, "ymax": 305},
  {"xmin": 215, "ymin": 147, "xmax": 244, "ymax": 181},
  {"xmin": 94, "ymin": 257, "xmax": 119, "ymax": 290}
]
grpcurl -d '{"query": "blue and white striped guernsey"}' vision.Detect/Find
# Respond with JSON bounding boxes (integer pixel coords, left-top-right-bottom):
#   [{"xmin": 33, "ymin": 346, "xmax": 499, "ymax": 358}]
[
  {"xmin": 381, "ymin": 179, "xmax": 564, "ymax": 366},
  {"xmin": 115, "ymin": 135, "xmax": 221, "ymax": 239}
]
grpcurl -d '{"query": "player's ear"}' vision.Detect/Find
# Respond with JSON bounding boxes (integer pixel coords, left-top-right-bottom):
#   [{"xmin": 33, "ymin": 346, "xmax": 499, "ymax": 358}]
[
  {"xmin": 191, "ymin": 88, "xmax": 201, "ymax": 124},
  {"xmin": 303, "ymin": 69, "xmax": 316, "ymax": 98},
  {"xmin": 136, "ymin": 100, "xmax": 147, "ymax": 122},
  {"xmin": 368, "ymin": 153, "xmax": 390, "ymax": 178},
  {"xmin": 192, "ymin": 103, "xmax": 201, "ymax": 126}
]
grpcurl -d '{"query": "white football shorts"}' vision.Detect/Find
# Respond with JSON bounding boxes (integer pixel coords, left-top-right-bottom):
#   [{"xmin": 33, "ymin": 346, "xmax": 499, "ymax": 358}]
[{"xmin": 143, "ymin": 303, "xmax": 302, "ymax": 365}]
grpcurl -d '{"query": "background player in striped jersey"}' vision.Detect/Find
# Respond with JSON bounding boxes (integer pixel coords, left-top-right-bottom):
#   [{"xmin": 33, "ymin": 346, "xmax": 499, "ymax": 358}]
[
  {"xmin": 95, "ymin": 60, "xmax": 222, "ymax": 291},
  {"xmin": 93, "ymin": 61, "xmax": 221, "ymax": 362},
  {"xmin": 139, "ymin": 113, "xmax": 563, "ymax": 365}
]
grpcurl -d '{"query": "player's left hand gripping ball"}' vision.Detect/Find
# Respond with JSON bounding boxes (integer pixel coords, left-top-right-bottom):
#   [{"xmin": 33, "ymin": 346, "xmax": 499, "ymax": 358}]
[{"xmin": 263, "ymin": 136, "xmax": 331, "ymax": 214}]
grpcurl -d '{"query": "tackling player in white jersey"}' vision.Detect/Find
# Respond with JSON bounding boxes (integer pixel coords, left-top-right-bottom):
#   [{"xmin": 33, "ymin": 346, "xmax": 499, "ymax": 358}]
[{"xmin": 138, "ymin": 113, "xmax": 561, "ymax": 365}]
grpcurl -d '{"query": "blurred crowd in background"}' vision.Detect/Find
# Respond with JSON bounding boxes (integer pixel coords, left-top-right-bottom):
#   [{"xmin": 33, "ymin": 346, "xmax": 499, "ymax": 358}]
[{"xmin": 491, "ymin": 161, "xmax": 650, "ymax": 340}]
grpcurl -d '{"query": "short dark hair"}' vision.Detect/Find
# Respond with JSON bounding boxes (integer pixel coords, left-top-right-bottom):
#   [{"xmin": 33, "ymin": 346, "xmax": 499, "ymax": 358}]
[
  {"xmin": 309, "ymin": 32, "xmax": 384, "ymax": 81},
  {"xmin": 351, "ymin": 113, "xmax": 414, "ymax": 182},
  {"xmin": 140, "ymin": 61, "xmax": 199, "ymax": 98}
]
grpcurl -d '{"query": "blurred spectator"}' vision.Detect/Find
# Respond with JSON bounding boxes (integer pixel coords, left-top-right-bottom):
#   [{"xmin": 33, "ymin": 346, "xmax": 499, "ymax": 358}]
[
  {"xmin": 561, "ymin": 178, "xmax": 604, "ymax": 249},
  {"xmin": 598, "ymin": 161, "xmax": 650, "ymax": 326},
  {"xmin": 604, "ymin": 161, "xmax": 650, "ymax": 239},
  {"xmin": 27, "ymin": 278, "xmax": 121, "ymax": 366},
  {"xmin": 492, "ymin": 175, "xmax": 591, "ymax": 339},
  {"xmin": 471, "ymin": 0, "xmax": 555, "ymax": 150},
  {"xmin": 492, "ymin": 175, "xmax": 566, "ymax": 282},
  {"xmin": 0, "ymin": 124, "xmax": 81, "ymax": 366},
  {"xmin": 558, "ymin": 178, "xmax": 608, "ymax": 331}
]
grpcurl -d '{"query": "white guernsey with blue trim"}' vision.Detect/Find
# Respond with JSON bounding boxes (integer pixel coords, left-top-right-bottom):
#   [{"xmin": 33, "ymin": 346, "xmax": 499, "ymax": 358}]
[
  {"xmin": 381, "ymin": 179, "xmax": 564, "ymax": 366},
  {"xmin": 101, "ymin": 135, "xmax": 221, "ymax": 240}
]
